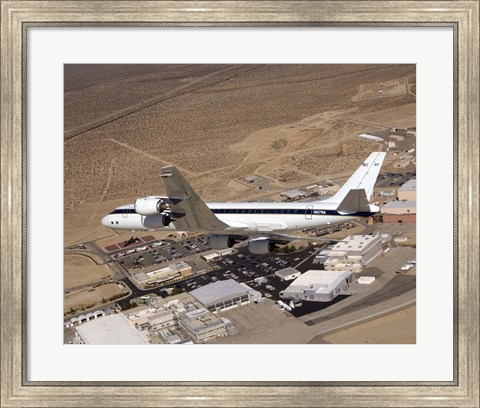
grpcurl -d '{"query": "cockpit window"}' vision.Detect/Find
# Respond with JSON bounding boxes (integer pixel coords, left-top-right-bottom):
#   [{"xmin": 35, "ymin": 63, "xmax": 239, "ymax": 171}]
[{"xmin": 110, "ymin": 208, "xmax": 136, "ymax": 214}]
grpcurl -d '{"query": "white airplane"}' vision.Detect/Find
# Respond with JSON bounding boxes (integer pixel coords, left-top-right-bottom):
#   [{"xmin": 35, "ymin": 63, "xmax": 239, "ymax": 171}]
[{"xmin": 101, "ymin": 152, "xmax": 386, "ymax": 254}]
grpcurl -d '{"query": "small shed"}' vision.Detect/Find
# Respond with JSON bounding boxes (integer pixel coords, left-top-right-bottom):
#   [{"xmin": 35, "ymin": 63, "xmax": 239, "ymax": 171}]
[{"xmin": 275, "ymin": 267, "xmax": 301, "ymax": 281}]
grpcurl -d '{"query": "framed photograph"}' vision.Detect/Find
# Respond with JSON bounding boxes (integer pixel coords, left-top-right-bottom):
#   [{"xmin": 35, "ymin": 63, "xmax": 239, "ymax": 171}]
[{"xmin": 1, "ymin": 1, "xmax": 478, "ymax": 407}]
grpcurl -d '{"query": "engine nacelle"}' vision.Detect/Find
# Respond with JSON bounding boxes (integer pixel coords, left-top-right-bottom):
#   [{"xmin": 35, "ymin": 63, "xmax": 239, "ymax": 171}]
[
  {"xmin": 248, "ymin": 238, "xmax": 275, "ymax": 255},
  {"xmin": 134, "ymin": 197, "xmax": 168, "ymax": 216},
  {"xmin": 142, "ymin": 213, "xmax": 173, "ymax": 229},
  {"xmin": 208, "ymin": 234, "xmax": 236, "ymax": 250}
]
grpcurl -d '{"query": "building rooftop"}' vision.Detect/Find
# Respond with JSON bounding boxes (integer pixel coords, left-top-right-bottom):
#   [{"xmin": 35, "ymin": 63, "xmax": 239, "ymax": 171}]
[
  {"xmin": 76, "ymin": 314, "xmax": 148, "ymax": 345},
  {"xmin": 280, "ymin": 189, "xmax": 306, "ymax": 199},
  {"xmin": 275, "ymin": 267, "xmax": 301, "ymax": 278},
  {"xmin": 181, "ymin": 307, "xmax": 224, "ymax": 333},
  {"xmin": 284, "ymin": 270, "xmax": 353, "ymax": 295},
  {"xmin": 244, "ymin": 176, "xmax": 260, "ymax": 183},
  {"xmin": 190, "ymin": 279, "xmax": 248, "ymax": 306},
  {"xmin": 331, "ymin": 234, "xmax": 381, "ymax": 252},
  {"xmin": 381, "ymin": 200, "xmax": 416, "ymax": 211},
  {"xmin": 133, "ymin": 268, "xmax": 180, "ymax": 285},
  {"xmin": 398, "ymin": 179, "xmax": 416, "ymax": 192}
]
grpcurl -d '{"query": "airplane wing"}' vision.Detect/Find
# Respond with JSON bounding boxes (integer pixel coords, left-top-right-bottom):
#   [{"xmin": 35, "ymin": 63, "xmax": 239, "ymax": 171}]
[{"xmin": 161, "ymin": 166, "xmax": 231, "ymax": 231}]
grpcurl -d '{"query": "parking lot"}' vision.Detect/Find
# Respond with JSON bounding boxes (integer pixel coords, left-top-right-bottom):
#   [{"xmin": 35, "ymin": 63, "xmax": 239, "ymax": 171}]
[
  {"xmin": 175, "ymin": 252, "xmax": 292, "ymax": 291},
  {"xmin": 375, "ymin": 171, "xmax": 416, "ymax": 188},
  {"xmin": 111, "ymin": 237, "xmax": 355, "ymax": 319},
  {"xmin": 170, "ymin": 247, "xmax": 352, "ymax": 318},
  {"xmin": 112, "ymin": 235, "xmax": 210, "ymax": 272}
]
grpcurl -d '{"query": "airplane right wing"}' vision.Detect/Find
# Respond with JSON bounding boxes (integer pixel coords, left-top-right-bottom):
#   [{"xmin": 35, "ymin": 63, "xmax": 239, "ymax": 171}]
[{"xmin": 161, "ymin": 166, "xmax": 230, "ymax": 231}]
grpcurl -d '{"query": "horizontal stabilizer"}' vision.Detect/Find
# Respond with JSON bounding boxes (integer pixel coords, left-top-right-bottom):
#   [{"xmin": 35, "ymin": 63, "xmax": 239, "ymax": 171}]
[{"xmin": 337, "ymin": 189, "xmax": 371, "ymax": 213}]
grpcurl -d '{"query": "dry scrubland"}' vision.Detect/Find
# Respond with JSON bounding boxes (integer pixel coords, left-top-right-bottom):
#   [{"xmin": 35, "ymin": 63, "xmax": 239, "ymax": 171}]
[
  {"xmin": 64, "ymin": 254, "xmax": 112, "ymax": 290},
  {"xmin": 64, "ymin": 283, "xmax": 125, "ymax": 315},
  {"xmin": 322, "ymin": 306, "xmax": 416, "ymax": 344},
  {"xmin": 65, "ymin": 64, "xmax": 416, "ymax": 227}
]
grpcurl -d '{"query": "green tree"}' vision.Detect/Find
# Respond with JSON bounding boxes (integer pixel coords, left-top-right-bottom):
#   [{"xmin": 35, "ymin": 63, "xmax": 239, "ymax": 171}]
[{"xmin": 170, "ymin": 287, "xmax": 184, "ymax": 296}]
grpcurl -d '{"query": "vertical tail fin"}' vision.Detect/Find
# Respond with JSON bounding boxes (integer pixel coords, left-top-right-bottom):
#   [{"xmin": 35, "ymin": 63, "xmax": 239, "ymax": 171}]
[{"xmin": 329, "ymin": 152, "xmax": 386, "ymax": 204}]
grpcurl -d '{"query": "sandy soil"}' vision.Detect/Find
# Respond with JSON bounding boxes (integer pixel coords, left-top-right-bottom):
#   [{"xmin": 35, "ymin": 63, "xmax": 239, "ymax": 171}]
[
  {"xmin": 348, "ymin": 103, "xmax": 416, "ymax": 129},
  {"xmin": 322, "ymin": 306, "xmax": 416, "ymax": 344},
  {"xmin": 65, "ymin": 64, "xmax": 416, "ymax": 218},
  {"xmin": 64, "ymin": 283, "xmax": 126, "ymax": 314},
  {"xmin": 64, "ymin": 254, "xmax": 112, "ymax": 290},
  {"xmin": 64, "ymin": 64, "xmax": 416, "ymax": 299}
]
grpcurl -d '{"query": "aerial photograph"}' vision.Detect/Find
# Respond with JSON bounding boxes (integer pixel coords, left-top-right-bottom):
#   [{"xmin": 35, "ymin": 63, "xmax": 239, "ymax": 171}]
[{"xmin": 64, "ymin": 64, "xmax": 416, "ymax": 345}]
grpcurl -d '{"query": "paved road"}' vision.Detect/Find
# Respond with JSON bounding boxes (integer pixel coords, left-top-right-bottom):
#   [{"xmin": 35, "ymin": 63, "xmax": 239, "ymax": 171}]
[{"xmin": 304, "ymin": 274, "xmax": 416, "ymax": 326}]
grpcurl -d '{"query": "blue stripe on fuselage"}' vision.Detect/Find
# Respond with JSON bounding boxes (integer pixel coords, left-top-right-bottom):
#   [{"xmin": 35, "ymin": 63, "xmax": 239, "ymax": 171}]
[
  {"xmin": 109, "ymin": 208, "xmax": 374, "ymax": 217},
  {"xmin": 211, "ymin": 208, "xmax": 375, "ymax": 217}
]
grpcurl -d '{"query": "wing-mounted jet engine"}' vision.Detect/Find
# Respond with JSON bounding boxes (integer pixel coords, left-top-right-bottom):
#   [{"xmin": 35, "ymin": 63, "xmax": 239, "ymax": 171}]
[
  {"xmin": 142, "ymin": 213, "xmax": 174, "ymax": 229},
  {"xmin": 248, "ymin": 238, "xmax": 276, "ymax": 255},
  {"xmin": 134, "ymin": 196, "xmax": 168, "ymax": 216}
]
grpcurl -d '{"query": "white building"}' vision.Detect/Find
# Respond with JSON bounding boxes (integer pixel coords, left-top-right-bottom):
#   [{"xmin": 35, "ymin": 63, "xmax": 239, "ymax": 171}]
[
  {"xmin": 132, "ymin": 261, "xmax": 192, "ymax": 288},
  {"xmin": 201, "ymin": 248, "xmax": 235, "ymax": 262},
  {"xmin": 397, "ymin": 179, "xmax": 416, "ymax": 200},
  {"xmin": 281, "ymin": 189, "xmax": 306, "ymax": 200},
  {"xmin": 191, "ymin": 280, "xmax": 252, "ymax": 313},
  {"xmin": 381, "ymin": 200, "xmax": 416, "ymax": 215},
  {"xmin": 179, "ymin": 307, "xmax": 227, "ymax": 343},
  {"xmin": 357, "ymin": 133, "xmax": 384, "ymax": 143},
  {"xmin": 324, "ymin": 258, "xmax": 364, "ymax": 273},
  {"xmin": 275, "ymin": 267, "xmax": 301, "ymax": 281},
  {"xmin": 318, "ymin": 185, "xmax": 339, "ymax": 196},
  {"xmin": 76, "ymin": 314, "xmax": 149, "ymax": 344},
  {"xmin": 201, "ymin": 251, "xmax": 221, "ymax": 262},
  {"xmin": 324, "ymin": 235, "xmax": 383, "ymax": 272},
  {"xmin": 280, "ymin": 270, "xmax": 354, "ymax": 302}
]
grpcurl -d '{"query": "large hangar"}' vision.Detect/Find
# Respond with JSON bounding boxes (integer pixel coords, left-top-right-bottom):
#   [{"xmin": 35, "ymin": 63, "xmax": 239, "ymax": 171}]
[
  {"xmin": 324, "ymin": 235, "xmax": 383, "ymax": 272},
  {"xmin": 280, "ymin": 270, "xmax": 354, "ymax": 302},
  {"xmin": 381, "ymin": 200, "xmax": 416, "ymax": 223},
  {"xmin": 76, "ymin": 313, "xmax": 148, "ymax": 344},
  {"xmin": 190, "ymin": 280, "xmax": 251, "ymax": 313},
  {"xmin": 397, "ymin": 179, "xmax": 416, "ymax": 201}
]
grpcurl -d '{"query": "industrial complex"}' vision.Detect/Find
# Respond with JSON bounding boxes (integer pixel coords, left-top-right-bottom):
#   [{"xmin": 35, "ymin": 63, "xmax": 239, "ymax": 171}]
[
  {"xmin": 65, "ymin": 159, "xmax": 417, "ymax": 345},
  {"xmin": 64, "ymin": 65, "xmax": 416, "ymax": 345}
]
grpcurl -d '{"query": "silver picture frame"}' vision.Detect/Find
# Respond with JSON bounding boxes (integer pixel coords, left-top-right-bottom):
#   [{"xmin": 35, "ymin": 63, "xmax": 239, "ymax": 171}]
[{"xmin": 1, "ymin": 1, "xmax": 478, "ymax": 406}]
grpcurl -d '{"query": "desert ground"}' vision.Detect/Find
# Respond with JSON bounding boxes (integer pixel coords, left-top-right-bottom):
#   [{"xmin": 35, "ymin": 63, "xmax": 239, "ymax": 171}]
[
  {"xmin": 64, "ymin": 254, "xmax": 113, "ymax": 290},
  {"xmin": 64, "ymin": 282, "xmax": 126, "ymax": 315},
  {"xmin": 64, "ymin": 64, "xmax": 416, "ymax": 332},
  {"xmin": 65, "ymin": 64, "xmax": 415, "ymax": 246},
  {"xmin": 321, "ymin": 306, "xmax": 416, "ymax": 344}
]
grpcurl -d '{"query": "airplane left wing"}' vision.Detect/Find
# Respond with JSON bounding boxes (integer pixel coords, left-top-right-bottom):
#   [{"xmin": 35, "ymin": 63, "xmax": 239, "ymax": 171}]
[{"xmin": 161, "ymin": 166, "xmax": 231, "ymax": 231}]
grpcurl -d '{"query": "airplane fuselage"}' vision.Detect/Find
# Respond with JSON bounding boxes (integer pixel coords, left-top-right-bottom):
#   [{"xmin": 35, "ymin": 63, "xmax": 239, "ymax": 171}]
[
  {"xmin": 101, "ymin": 200, "xmax": 378, "ymax": 233},
  {"xmin": 101, "ymin": 152, "xmax": 386, "ymax": 247}
]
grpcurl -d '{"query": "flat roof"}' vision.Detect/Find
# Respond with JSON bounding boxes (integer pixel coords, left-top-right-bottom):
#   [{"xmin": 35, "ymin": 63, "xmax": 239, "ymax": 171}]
[
  {"xmin": 191, "ymin": 280, "xmax": 249, "ymax": 306},
  {"xmin": 275, "ymin": 267, "xmax": 301, "ymax": 278},
  {"xmin": 76, "ymin": 314, "xmax": 148, "ymax": 345},
  {"xmin": 331, "ymin": 235, "xmax": 381, "ymax": 252},
  {"xmin": 281, "ymin": 189, "xmax": 306, "ymax": 197},
  {"xmin": 381, "ymin": 200, "xmax": 416, "ymax": 209},
  {"xmin": 284, "ymin": 270, "xmax": 353, "ymax": 295},
  {"xmin": 398, "ymin": 179, "xmax": 416, "ymax": 191}
]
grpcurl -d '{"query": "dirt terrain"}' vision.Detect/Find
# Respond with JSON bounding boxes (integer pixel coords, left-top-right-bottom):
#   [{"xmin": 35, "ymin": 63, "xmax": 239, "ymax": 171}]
[
  {"xmin": 64, "ymin": 254, "xmax": 112, "ymax": 290},
  {"xmin": 322, "ymin": 306, "xmax": 416, "ymax": 344},
  {"xmin": 63, "ymin": 64, "xmax": 416, "ymax": 326},
  {"xmin": 65, "ymin": 64, "xmax": 416, "ymax": 236},
  {"xmin": 64, "ymin": 283, "xmax": 126, "ymax": 315}
]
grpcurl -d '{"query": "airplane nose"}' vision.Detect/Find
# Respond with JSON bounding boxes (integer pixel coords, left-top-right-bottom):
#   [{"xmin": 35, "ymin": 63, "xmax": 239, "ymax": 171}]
[{"xmin": 101, "ymin": 215, "xmax": 110, "ymax": 227}]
